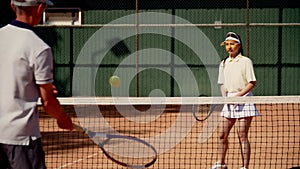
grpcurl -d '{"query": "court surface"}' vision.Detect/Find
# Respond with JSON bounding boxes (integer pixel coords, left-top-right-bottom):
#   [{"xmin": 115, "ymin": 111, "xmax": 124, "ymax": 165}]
[{"xmin": 39, "ymin": 100, "xmax": 300, "ymax": 169}]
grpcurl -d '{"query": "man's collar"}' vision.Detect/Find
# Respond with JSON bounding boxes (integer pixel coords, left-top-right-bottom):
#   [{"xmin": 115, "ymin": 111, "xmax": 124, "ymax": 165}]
[{"xmin": 10, "ymin": 20, "xmax": 33, "ymax": 30}]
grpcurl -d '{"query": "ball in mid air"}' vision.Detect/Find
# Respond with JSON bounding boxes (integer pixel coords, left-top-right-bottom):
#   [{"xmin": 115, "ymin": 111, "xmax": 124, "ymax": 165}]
[{"xmin": 109, "ymin": 75, "xmax": 121, "ymax": 87}]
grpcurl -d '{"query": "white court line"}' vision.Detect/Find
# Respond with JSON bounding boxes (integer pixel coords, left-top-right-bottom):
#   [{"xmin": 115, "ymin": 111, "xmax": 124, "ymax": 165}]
[{"xmin": 55, "ymin": 151, "xmax": 101, "ymax": 169}]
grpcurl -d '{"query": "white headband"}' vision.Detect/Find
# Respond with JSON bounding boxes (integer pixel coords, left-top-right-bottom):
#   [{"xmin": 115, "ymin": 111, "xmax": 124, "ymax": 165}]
[
  {"xmin": 220, "ymin": 36, "xmax": 241, "ymax": 46},
  {"xmin": 224, "ymin": 37, "xmax": 240, "ymax": 44}
]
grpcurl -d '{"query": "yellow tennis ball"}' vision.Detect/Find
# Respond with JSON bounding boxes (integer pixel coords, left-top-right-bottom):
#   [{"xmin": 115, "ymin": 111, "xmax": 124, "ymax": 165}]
[{"xmin": 109, "ymin": 75, "xmax": 121, "ymax": 87}]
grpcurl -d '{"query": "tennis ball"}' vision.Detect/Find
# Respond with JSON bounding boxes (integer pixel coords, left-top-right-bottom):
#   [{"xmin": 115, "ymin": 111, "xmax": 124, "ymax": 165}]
[{"xmin": 109, "ymin": 75, "xmax": 121, "ymax": 87}]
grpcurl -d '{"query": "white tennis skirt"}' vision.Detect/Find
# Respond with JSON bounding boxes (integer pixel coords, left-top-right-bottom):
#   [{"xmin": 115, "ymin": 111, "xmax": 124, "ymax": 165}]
[{"xmin": 221, "ymin": 92, "xmax": 260, "ymax": 119}]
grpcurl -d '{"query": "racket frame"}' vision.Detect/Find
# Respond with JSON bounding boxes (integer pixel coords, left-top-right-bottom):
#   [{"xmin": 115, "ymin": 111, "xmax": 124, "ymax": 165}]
[
  {"xmin": 193, "ymin": 104, "xmax": 222, "ymax": 121},
  {"xmin": 73, "ymin": 124, "xmax": 158, "ymax": 168}
]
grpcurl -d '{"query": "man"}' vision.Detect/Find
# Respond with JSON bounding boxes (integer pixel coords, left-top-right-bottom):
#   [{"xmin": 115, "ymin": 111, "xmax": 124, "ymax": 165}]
[{"xmin": 0, "ymin": 0, "xmax": 73, "ymax": 168}]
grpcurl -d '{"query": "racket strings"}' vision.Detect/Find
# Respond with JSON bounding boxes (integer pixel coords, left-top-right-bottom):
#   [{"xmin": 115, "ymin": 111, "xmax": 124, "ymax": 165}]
[
  {"xmin": 193, "ymin": 104, "xmax": 212, "ymax": 121},
  {"xmin": 100, "ymin": 137, "xmax": 157, "ymax": 166}
]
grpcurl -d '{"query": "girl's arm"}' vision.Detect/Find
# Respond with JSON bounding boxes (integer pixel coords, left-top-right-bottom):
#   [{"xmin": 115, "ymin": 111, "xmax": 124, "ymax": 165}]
[
  {"xmin": 236, "ymin": 81, "xmax": 256, "ymax": 96},
  {"xmin": 220, "ymin": 84, "xmax": 227, "ymax": 97}
]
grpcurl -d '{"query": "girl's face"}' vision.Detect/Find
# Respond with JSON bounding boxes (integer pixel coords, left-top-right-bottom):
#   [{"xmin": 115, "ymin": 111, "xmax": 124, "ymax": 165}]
[{"xmin": 224, "ymin": 40, "xmax": 240, "ymax": 57}]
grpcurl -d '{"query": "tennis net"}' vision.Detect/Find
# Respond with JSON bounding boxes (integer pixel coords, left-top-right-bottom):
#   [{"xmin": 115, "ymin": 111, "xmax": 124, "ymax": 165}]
[{"xmin": 38, "ymin": 96, "xmax": 300, "ymax": 169}]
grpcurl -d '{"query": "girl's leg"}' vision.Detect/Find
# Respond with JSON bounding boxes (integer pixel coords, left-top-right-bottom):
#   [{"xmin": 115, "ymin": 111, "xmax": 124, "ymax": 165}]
[
  {"xmin": 218, "ymin": 117, "xmax": 236, "ymax": 164},
  {"xmin": 237, "ymin": 117, "xmax": 253, "ymax": 168}
]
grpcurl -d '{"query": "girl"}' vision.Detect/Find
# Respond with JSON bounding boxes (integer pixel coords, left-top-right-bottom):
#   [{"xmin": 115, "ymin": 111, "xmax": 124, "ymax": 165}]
[{"xmin": 210, "ymin": 32, "xmax": 260, "ymax": 169}]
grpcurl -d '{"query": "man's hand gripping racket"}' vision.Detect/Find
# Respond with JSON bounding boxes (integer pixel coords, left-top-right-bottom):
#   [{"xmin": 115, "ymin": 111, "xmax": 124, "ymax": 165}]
[{"xmin": 73, "ymin": 124, "xmax": 158, "ymax": 168}]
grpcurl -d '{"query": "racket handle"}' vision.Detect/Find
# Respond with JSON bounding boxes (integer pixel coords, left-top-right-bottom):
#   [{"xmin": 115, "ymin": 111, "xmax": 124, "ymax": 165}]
[
  {"xmin": 72, "ymin": 124, "xmax": 105, "ymax": 138},
  {"xmin": 73, "ymin": 123, "xmax": 87, "ymax": 134}
]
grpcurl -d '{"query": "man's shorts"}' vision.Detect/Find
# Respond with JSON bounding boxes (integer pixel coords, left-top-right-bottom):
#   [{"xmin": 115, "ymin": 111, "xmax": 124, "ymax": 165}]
[{"xmin": 0, "ymin": 138, "xmax": 46, "ymax": 169}]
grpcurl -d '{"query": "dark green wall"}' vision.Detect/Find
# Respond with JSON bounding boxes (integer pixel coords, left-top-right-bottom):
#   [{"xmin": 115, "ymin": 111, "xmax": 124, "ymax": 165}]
[
  {"xmin": 2, "ymin": 0, "xmax": 299, "ymax": 96},
  {"xmin": 32, "ymin": 7, "xmax": 300, "ymax": 96}
]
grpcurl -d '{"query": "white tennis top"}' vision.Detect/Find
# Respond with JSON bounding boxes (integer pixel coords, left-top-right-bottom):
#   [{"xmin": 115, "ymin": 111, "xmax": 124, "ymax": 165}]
[
  {"xmin": 218, "ymin": 54, "xmax": 256, "ymax": 93},
  {"xmin": 0, "ymin": 21, "xmax": 53, "ymax": 145}
]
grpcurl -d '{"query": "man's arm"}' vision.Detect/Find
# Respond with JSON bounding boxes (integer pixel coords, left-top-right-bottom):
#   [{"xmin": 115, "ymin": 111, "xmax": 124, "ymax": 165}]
[{"xmin": 39, "ymin": 83, "xmax": 73, "ymax": 130}]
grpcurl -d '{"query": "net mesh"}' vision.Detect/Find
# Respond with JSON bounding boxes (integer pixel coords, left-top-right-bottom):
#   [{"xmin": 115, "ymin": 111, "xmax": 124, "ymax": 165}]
[{"xmin": 38, "ymin": 96, "xmax": 300, "ymax": 169}]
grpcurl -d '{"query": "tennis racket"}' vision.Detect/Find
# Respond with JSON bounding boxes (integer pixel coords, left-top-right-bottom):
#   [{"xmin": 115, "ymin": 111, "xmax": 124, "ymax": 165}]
[
  {"xmin": 193, "ymin": 104, "xmax": 223, "ymax": 121},
  {"xmin": 73, "ymin": 124, "xmax": 157, "ymax": 168}
]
